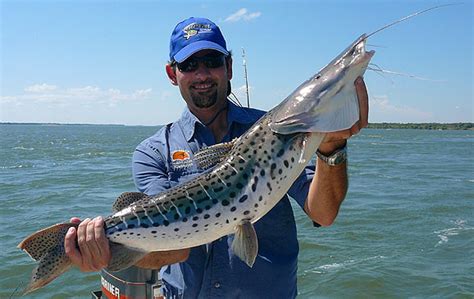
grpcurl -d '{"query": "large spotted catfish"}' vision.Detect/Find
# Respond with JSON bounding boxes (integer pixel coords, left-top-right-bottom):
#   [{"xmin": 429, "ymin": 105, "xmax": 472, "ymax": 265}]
[
  {"xmin": 19, "ymin": 6, "xmax": 449, "ymax": 293},
  {"xmin": 18, "ymin": 36, "xmax": 372, "ymax": 294}
]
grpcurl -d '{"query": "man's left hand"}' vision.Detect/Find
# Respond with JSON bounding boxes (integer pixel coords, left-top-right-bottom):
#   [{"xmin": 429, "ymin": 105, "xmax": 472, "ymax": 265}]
[{"xmin": 318, "ymin": 76, "xmax": 369, "ymax": 154}]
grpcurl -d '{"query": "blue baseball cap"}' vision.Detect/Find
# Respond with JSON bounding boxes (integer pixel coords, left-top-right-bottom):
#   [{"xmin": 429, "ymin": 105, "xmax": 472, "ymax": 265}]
[{"xmin": 169, "ymin": 17, "xmax": 229, "ymax": 63}]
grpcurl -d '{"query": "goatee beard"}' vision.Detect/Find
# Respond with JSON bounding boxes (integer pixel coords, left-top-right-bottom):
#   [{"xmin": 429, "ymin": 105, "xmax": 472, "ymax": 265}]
[{"xmin": 192, "ymin": 90, "xmax": 218, "ymax": 108}]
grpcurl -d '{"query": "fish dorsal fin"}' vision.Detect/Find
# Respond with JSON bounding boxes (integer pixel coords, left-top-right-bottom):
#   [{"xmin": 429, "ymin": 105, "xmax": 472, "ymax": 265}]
[
  {"xmin": 195, "ymin": 139, "xmax": 237, "ymax": 170},
  {"xmin": 112, "ymin": 192, "xmax": 149, "ymax": 212},
  {"xmin": 231, "ymin": 220, "xmax": 258, "ymax": 267}
]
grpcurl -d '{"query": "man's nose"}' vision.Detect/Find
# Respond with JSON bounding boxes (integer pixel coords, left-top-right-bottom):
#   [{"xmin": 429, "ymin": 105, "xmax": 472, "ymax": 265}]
[{"xmin": 193, "ymin": 62, "xmax": 212, "ymax": 78}]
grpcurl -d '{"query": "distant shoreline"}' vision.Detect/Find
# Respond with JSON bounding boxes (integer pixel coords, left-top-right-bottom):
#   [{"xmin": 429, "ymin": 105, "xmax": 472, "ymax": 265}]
[
  {"xmin": 1, "ymin": 122, "xmax": 473, "ymax": 130},
  {"xmin": 367, "ymin": 123, "xmax": 473, "ymax": 131}
]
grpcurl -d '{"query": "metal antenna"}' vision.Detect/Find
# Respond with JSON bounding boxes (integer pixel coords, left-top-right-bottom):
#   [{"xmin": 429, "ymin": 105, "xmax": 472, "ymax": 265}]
[{"xmin": 242, "ymin": 48, "xmax": 250, "ymax": 108}]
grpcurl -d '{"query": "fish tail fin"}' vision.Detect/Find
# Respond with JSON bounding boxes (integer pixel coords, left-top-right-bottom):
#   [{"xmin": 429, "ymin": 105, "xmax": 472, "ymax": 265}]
[
  {"xmin": 18, "ymin": 223, "xmax": 77, "ymax": 294},
  {"xmin": 107, "ymin": 242, "xmax": 148, "ymax": 272}
]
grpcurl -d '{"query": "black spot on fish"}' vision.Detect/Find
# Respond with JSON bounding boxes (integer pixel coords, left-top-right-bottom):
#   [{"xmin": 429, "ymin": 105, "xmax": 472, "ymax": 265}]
[
  {"xmin": 197, "ymin": 190, "xmax": 203, "ymax": 195},
  {"xmin": 196, "ymin": 208, "xmax": 203, "ymax": 214},
  {"xmin": 260, "ymin": 169, "xmax": 265, "ymax": 177},
  {"xmin": 236, "ymin": 183, "xmax": 244, "ymax": 189},
  {"xmin": 185, "ymin": 207, "xmax": 191, "ymax": 214},
  {"xmin": 214, "ymin": 186, "xmax": 223, "ymax": 192},
  {"xmin": 153, "ymin": 223, "xmax": 160, "ymax": 227},
  {"xmin": 222, "ymin": 200, "xmax": 230, "ymax": 206},
  {"xmin": 284, "ymin": 160, "xmax": 289, "ymax": 168},
  {"xmin": 230, "ymin": 192, "xmax": 236, "ymax": 198},
  {"xmin": 278, "ymin": 169, "xmax": 283, "ymax": 175},
  {"xmin": 127, "ymin": 224, "xmax": 135, "ymax": 229},
  {"xmin": 243, "ymin": 211, "xmax": 250, "ymax": 215},
  {"xmin": 267, "ymin": 182, "xmax": 273, "ymax": 191},
  {"xmin": 192, "ymin": 216, "xmax": 199, "ymax": 221},
  {"xmin": 174, "ymin": 214, "xmax": 180, "ymax": 220},
  {"xmin": 215, "ymin": 213, "xmax": 221, "ymax": 218},
  {"xmin": 277, "ymin": 149, "xmax": 284, "ymax": 157},
  {"xmin": 212, "ymin": 198, "xmax": 219, "ymax": 204},
  {"xmin": 174, "ymin": 228, "xmax": 179, "ymax": 232},
  {"xmin": 226, "ymin": 219, "xmax": 230, "ymax": 224},
  {"xmin": 182, "ymin": 217, "xmax": 188, "ymax": 222},
  {"xmin": 205, "ymin": 205, "xmax": 211, "ymax": 210},
  {"xmin": 230, "ymin": 206, "xmax": 237, "ymax": 212},
  {"xmin": 226, "ymin": 182, "xmax": 232, "ymax": 187},
  {"xmin": 252, "ymin": 176, "xmax": 259, "ymax": 192},
  {"xmin": 259, "ymin": 196, "xmax": 263, "ymax": 202},
  {"xmin": 254, "ymin": 203, "xmax": 259, "ymax": 208},
  {"xmin": 224, "ymin": 175, "xmax": 231, "ymax": 180},
  {"xmin": 192, "ymin": 223, "xmax": 198, "ymax": 228},
  {"xmin": 204, "ymin": 214, "xmax": 210, "ymax": 219},
  {"xmin": 243, "ymin": 173, "xmax": 249, "ymax": 179},
  {"xmin": 291, "ymin": 157, "xmax": 295, "ymax": 163},
  {"xmin": 141, "ymin": 224, "xmax": 149, "ymax": 228},
  {"xmin": 239, "ymin": 195, "xmax": 248, "ymax": 203}
]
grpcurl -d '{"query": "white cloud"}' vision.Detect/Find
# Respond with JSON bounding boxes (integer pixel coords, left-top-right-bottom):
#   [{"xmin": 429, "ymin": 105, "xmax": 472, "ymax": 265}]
[
  {"xmin": 224, "ymin": 8, "xmax": 261, "ymax": 23},
  {"xmin": 24, "ymin": 83, "xmax": 57, "ymax": 93},
  {"xmin": 232, "ymin": 84, "xmax": 253, "ymax": 104},
  {"xmin": 370, "ymin": 95, "xmax": 433, "ymax": 122},
  {"xmin": 1, "ymin": 84, "xmax": 153, "ymax": 106}
]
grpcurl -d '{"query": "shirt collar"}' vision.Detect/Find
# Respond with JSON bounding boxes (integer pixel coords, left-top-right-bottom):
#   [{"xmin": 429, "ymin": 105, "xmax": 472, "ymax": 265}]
[{"xmin": 177, "ymin": 100, "xmax": 255, "ymax": 142}]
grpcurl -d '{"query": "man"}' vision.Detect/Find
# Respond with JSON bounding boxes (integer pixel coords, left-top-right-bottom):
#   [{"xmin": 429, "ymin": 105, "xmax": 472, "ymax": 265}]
[{"xmin": 65, "ymin": 17, "xmax": 368, "ymax": 298}]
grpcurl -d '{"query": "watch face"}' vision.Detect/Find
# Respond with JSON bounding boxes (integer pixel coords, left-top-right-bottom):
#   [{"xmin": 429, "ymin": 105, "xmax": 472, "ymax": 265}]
[{"xmin": 330, "ymin": 150, "xmax": 347, "ymax": 165}]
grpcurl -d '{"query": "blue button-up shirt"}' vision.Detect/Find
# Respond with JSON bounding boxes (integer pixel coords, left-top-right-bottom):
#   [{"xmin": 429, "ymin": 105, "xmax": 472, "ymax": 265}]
[{"xmin": 132, "ymin": 101, "xmax": 315, "ymax": 298}]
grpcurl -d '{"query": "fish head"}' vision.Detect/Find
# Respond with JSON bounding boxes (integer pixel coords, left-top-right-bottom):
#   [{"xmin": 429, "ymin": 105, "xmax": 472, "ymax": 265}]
[{"xmin": 269, "ymin": 34, "xmax": 375, "ymax": 134}]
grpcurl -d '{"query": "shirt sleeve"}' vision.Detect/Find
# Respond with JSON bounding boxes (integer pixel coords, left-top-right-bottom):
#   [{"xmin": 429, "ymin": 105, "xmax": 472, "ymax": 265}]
[
  {"xmin": 287, "ymin": 163, "xmax": 315, "ymax": 211},
  {"xmin": 132, "ymin": 141, "xmax": 171, "ymax": 196}
]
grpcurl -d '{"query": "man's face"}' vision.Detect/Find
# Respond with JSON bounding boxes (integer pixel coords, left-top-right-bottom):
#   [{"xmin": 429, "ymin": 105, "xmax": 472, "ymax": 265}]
[{"xmin": 172, "ymin": 50, "xmax": 232, "ymax": 110}]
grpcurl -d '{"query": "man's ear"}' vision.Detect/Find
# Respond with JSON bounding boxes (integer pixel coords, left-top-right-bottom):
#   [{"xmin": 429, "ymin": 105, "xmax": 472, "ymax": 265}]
[
  {"xmin": 166, "ymin": 64, "xmax": 178, "ymax": 86},
  {"xmin": 226, "ymin": 57, "xmax": 233, "ymax": 81}
]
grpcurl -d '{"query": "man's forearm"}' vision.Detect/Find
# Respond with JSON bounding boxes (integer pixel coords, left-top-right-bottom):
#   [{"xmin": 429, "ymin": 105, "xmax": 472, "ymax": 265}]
[{"xmin": 304, "ymin": 153, "xmax": 348, "ymax": 226}]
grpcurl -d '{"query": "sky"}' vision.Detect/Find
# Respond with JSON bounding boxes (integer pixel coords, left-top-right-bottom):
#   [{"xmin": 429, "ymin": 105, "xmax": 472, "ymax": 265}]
[{"xmin": 1, "ymin": 0, "xmax": 472, "ymax": 125}]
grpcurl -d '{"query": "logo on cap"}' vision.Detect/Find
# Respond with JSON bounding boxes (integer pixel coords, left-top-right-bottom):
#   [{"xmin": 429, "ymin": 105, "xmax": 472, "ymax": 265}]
[{"xmin": 183, "ymin": 23, "xmax": 213, "ymax": 40}]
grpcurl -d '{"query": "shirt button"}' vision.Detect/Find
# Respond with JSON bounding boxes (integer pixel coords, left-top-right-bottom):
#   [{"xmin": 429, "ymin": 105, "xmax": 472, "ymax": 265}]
[{"xmin": 214, "ymin": 282, "xmax": 221, "ymax": 288}]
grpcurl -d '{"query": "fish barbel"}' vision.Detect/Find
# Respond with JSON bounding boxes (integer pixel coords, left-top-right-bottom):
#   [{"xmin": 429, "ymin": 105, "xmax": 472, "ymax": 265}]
[{"xmin": 18, "ymin": 5, "xmax": 454, "ymax": 294}]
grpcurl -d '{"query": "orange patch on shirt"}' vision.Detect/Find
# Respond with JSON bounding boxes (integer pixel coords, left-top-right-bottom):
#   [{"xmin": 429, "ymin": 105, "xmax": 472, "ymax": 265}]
[{"xmin": 172, "ymin": 150, "xmax": 190, "ymax": 161}]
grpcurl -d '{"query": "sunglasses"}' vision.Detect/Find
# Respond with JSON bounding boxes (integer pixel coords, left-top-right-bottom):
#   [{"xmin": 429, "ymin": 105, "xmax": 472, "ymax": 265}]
[{"xmin": 175, "ymin": 54, "xmax": 226, "ymax": 73}]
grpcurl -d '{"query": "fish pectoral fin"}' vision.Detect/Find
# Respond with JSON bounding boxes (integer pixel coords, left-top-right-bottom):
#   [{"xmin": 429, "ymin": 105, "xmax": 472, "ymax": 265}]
[
  {"xmin": 112, "ymin": 192, "xmax": 149, "ymax": 212},
  {"xmin": 231, "ymin": 221, "xmax": 258, "ymax": 268},
  {"xmin": 107, "ymin": 242, "xmax": 148, "ymax": 272},
  {"xmin": 194, "ymin": 139, "xmax": 237, "ymax": 170}
]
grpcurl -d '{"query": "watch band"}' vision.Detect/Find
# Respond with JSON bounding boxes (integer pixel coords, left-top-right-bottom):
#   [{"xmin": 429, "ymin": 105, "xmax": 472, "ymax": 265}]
[{"xmin": 316, "ymin": 145, "xmax": 347, "ymax": 166}]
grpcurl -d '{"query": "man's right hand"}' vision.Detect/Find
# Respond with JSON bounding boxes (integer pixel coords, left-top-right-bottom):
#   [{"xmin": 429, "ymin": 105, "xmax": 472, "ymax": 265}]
[
  {"xmin": 65, "ymin": 217, "xmax": 190, "ymax": 272},
  {"xmin": 65, "ymin": 217, "xmax": 111, "ymax": 272}
]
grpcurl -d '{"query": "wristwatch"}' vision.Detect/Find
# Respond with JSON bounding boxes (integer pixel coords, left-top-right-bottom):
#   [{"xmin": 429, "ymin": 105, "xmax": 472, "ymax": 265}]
[{"xmin": 316, "ymin": 145, "xmax": 347, "ymax": 166}]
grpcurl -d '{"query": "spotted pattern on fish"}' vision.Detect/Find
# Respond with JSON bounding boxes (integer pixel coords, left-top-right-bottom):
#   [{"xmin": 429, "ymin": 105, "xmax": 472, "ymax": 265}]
[{"xmin": 102, "ymin": 112, "xmax": 321, "ymax": 251}]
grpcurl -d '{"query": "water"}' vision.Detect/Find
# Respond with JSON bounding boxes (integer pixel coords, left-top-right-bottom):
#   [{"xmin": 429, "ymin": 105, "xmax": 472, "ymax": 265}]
[{"xmin": 1, "ymin": 124, "xmax": 473, "ymax": 298}]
